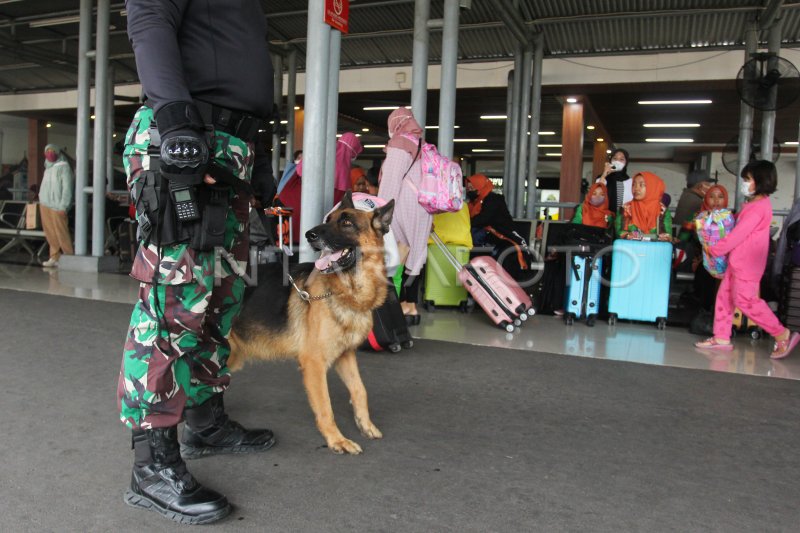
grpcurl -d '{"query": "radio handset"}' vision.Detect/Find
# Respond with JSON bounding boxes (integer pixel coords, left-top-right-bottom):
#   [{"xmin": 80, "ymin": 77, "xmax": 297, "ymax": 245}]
[{"xmin": 169, "ymin": 182, "xmax": 201, "ymax": 221}]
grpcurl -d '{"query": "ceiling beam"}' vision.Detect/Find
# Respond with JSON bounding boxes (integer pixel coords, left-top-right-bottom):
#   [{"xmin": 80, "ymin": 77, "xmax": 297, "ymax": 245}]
[
  {"xmin": 495, "ymin": 0, "xmax": 531, "ymax": 46},
  {"xmin": 760, "ymin": 0, "xmax": 785, "ymax": 29}
]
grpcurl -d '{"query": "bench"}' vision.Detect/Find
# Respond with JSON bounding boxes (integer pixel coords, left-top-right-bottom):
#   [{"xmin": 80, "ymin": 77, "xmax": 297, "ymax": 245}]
[{"xmin": 0, "ymin": 200, "xmax": 47, "ymax": 263}]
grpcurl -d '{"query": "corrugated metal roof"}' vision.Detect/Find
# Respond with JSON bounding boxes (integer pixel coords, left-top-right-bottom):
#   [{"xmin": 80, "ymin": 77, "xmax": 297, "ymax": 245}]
[{"xmin": 0, "ymin": 1, "xmax": 798, "ymax": 92}]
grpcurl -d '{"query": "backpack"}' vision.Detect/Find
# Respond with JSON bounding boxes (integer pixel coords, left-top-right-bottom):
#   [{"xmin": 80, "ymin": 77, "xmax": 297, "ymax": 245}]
[{"xmin": 401, "ymin": 134, "xmax": 463, "ymax": 214}]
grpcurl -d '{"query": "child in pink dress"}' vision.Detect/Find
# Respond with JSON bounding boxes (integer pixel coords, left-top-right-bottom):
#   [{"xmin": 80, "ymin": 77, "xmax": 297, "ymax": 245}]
[{"xmin": 695, "ymin": 160, "xmax": 800, "ymax": 359}]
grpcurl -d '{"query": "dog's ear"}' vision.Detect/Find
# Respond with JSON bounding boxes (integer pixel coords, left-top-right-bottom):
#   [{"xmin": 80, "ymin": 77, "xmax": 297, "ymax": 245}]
[
  {"xmin": 372, "ymin": 200, "xmax": 395, "ymax": 235},
  {"xmin": 340, "ymin": 190, "xmax": 355, "ymax": 210}
]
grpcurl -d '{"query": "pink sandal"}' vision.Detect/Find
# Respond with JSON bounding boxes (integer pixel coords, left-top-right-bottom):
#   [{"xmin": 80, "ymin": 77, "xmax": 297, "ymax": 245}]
[
  {"xmin": 771, "ymin": 332, "xmax": 800, "ymax": 360},
  {"xmin": 695, "ymin": 337, "xmax": 734, "ymax": 351}
]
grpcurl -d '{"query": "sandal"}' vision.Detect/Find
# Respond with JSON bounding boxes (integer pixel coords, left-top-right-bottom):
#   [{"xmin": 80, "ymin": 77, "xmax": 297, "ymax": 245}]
[
  {"xmin": 771, "ymin": 332, "xmax": 800, "ymax": 360},
  {"xmin": 694, "ymin": 337, "xmax": 734, "ymax": 351}
]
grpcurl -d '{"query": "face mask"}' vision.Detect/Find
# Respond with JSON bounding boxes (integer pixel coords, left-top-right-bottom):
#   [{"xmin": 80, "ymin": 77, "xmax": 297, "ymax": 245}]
[
  {"xmin": 740, "ymin": 181, "xmax": 754, "ymax": 198},
  {"xmin": 466, "ymin": 190, "xmax": 479, "ymax": 201},
  {"xmin": 45, "ymin": 152, "xmax": 58, "ymax": 163},
  {"xmin": 589, "ymin": 195, "xmax": 605, "ymax": 207},
  {"xmin": 610, "ymin": 160, "xmax": 624, "ymax": 172}
]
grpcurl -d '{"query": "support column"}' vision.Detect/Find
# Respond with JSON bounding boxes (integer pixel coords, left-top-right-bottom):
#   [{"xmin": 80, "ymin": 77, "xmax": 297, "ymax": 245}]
[
  {"xmin": 503, "ymin": 70, "xmax": 514, "ymax": 190},
  {"xmin": 299, "ymin": 0, "xmax": 331, "ymax": 262},
  {"xmin": 74, "ymin": 0, "xmax": 92, "ymax": 255},
  {"xmin": 560, "ymin": 100, "xmax": 584, "ymax": 221},
  {"xmin": 411, "ymin": 0, "xmax": 430, "ymax": 130},
  {"xmin": 761, "ymin": 18, "xmax": 782, "ymax": 162},
  {"xmin": 106, "ymin": 64, "xmax": 115, "ymax": 192},
  {"xmin": 736, "ymin": 20, "xmax": 759, "ymax": 210},
  {"xmin": 324, "ymin": 29, "xmax": 342, "ymax": 212},
  {"xmin": 525, "ymin": 33, "xmax": 544, "ymax": 221},
  {"xmin": 27, "ymin": 119, "xmax": 47, "ymax": 191},
  {"xmin": 506, "ymin": 49, "xmax": 522, "ymax": 203},
  {"xmin": 437, "ymin": 0, "xmax": 459, "ymax": 159},
  {"xmin": 514, "ymin": 46, "xmax": 532, "ymax": 218},
  {"xmin": 795, "ymin": 119, "xmax": 800, "ymax": 199},
  {"xmin": 272, "ymin": 54, "xmax": 284, "ymax": 184},
  {"xmin": 592, "ymin": 140, "xmax": 610, "ymax": 183},
  {"xmin": 91, "ymin": 0, "xmax": 109, "ymax": 257},
  {"xmin": 286, "ymin": 50, "xmax": 297, "ymax": 165}
]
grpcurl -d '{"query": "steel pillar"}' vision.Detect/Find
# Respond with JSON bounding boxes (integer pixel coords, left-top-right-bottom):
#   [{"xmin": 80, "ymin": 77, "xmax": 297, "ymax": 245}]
[
  {"xmin": 736, "ymin": 20, "xmax": 758, "ymax": 210},
  {"xmin": 91, "ymin": 0, "xmax": 109, "ymax": 257},
  {"xmin": 74, "ymin": 0, "xmax": 92, "ymax": 256},
  {"xmin": 437, "ymin": 0, "xmax": 459, "ymax": 158},
  {"xmin": 411, "ymin": 0, "xmax": 430, "ymax": 130}
]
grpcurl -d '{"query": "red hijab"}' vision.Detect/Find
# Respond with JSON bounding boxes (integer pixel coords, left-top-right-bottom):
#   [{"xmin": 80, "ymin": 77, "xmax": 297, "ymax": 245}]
[
  {"xmin": 386, "ymin": 107, "xmax": 423, "ymax": 158},
  {"xmin": 701, "ymin": 184, "xmax": 729, "ymax": 211},
  {"xmin": 581, "ymin": 183, "xmax": 613, "ymax": 228},
  {"xmin": 467, "ymin": 174, "xmax": 494, "ymax": 217},
  {"xmin": 626, "ymin": 171, "xmax": 666, "ymax": 233}
]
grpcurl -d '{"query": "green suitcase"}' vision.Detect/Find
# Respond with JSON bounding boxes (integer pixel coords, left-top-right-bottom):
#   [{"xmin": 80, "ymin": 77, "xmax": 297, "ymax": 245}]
[{"xmin": 423, "ymin": 243, "xmax": 470, "ymax": 310}]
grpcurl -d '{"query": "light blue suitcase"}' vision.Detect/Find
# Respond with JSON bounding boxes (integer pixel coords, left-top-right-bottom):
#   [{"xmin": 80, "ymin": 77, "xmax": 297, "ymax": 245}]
[
  {"xmin": 607, "ymin": 240, "xmax": 672, "ymax": 329},
  {"xmin": 564, "ymin": 254, "xmax": 602, "ymax": 326}
]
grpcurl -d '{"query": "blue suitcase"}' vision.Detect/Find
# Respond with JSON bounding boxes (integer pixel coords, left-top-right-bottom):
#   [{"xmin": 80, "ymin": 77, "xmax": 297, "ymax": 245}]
[
  {"xmin": 564, "ymin": 254, "xmax": 602, "ymax": 326},
  {"xmin": 607, "ymin": 240, "xmax": 672, "ymax": 329}
]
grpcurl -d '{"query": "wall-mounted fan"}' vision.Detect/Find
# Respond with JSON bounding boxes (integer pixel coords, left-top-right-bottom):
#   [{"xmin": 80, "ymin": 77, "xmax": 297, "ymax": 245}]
[
  {"xmin": 736, "ymin": 52, "xmax": 800, "ymax": 111},
  {"xmin": 721, "ymin": 131, "xmax": 780, "ymax": 175}
]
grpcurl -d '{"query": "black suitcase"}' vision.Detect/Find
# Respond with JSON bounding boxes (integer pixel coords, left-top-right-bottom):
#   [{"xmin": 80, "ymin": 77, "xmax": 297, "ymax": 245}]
[
  {"xmin": 779, "ymin": 266, "xmax": 800, "ymax": 329},
  {"xmin": 361, "ymin": 286, "xmax": 413, "ymax": 353}
]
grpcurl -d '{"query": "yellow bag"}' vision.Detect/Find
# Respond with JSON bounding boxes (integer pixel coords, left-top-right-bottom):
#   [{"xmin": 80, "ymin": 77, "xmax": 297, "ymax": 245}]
[
  {"xmin": 428, "ymin": 204, "xmax": 472, "ymax": 248},
  {"xmin": 25, "ymin": 202, "xmax": 41, "ymax": 230}
]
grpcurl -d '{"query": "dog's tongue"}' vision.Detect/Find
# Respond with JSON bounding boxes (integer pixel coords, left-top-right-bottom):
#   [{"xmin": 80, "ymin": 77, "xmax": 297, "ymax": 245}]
[{"xmin": 315, "ymin": 249, "xmax": 345, "ymax": 271}]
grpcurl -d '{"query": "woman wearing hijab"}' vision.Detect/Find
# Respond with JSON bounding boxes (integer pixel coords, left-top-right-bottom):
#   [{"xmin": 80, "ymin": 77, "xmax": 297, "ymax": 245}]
[
  {"xmin": 350, "ymin": 166, "xmax": 368, "ymax": 193},
  {"xmin": 616, "ymin": 171, "xmax": 672, "ymax": 240},
  {"xmin": 701, "ymin": 184, "xmax": 729, "ymax": 213},
  {"xmin": 377, "ymin": 107, "xmax": 431, "ymax": 324},
  {"xmin": 466, "ymin": 174, "xmax": 515, "ymax": 245},
  {"xmin": 334, "ymin": 132, "xmax": 363, "ymax": 204},
  {"xmin": 39, "ymin": 144, "xmax": 74, "ymax": 267},
  {"xmin": 596, "ymin": 148, "xmax": 632, "ymax": 212},
  {"xmin": 571, "ymin": 182, "xmax": 614, "ymax": 229}
]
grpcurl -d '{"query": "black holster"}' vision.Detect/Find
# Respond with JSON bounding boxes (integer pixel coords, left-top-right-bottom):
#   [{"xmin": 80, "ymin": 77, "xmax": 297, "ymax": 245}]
[{"xmin": 132, "ymin": 171, "xmax": 229, "ymax": 251}]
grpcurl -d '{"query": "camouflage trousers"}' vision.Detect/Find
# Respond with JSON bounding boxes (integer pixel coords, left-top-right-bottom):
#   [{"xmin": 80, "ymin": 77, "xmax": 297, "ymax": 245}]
[{"xmin": 117, "ymin": 106, "xmax": 254, "ymax": 430}]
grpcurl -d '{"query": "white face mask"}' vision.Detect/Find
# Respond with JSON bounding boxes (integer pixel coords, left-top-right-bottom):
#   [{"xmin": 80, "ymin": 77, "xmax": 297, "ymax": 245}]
[
  {"xmin": 610, "ymin": 160, "xmax": 625, "ymax": 172},
  {"xmin": 740, "ymin": 180, "xmax": 754, "ymax": 198}
]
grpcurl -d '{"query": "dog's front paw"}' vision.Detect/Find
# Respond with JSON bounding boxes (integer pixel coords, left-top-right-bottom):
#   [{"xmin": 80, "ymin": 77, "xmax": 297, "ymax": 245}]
[
  {"xmin": 328, "ymin": 437, "xmax": 363, "ymax": 455},
  {"xmin": 357, "ymin": 420, "xmax": 383, "ymax": 440}
]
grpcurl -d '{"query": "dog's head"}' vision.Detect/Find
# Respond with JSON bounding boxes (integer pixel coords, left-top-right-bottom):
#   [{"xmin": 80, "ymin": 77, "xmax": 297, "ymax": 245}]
[{"xmin": 306, "ymin": 191, "xmax": 395, "ymax": 274}]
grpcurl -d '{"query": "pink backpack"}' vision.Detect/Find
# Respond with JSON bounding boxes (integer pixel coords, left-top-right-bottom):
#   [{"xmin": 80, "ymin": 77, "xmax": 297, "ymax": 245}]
[{"xmin": 401, "ymin": 134, "xmax": 463, "ymax": 214}]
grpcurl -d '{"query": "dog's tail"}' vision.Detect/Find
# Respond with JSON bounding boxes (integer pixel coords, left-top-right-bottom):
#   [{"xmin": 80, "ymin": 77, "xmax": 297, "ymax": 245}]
[{"xmin": 227, "ymin": 332, "xmax": 245, "ymax": 371}]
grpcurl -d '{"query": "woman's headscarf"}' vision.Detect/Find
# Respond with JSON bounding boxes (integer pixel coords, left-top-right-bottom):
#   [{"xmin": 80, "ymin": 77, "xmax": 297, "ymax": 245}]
[
  {"xmin": 44, "ymin": 143, "xmax": 66, "ymax": 169},
  {"xmin": 581, "ymin": 182, "xmax": 613, "ymax": 228},
  {"xmin": 334, "ymin": 132, "xmax": 363, "ymax": 192},
  {"xmin": 701, "ymin": 184, "xmax": 729, "ymax": 212},
  {"xmin": 385, "ymin": 107, "xmax": 423, "ymax": 158},
  {"xmin": 627, "ymin": 171, "xmax": 666, "ymax": 233},
  {"xmin": 467, "ymin": 174, "xmax": 494, "ymax": 217},
  {"xmin": 350, "ymin": 166, "xmax": 366, "ymax": 189}
]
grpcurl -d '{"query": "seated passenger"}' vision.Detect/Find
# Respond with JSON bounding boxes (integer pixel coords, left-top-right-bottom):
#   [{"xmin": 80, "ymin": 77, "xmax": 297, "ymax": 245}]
[
  {"xmin": 466, "ymin": 173, "xmax": 514, "ymax": 247},
  {"xmin": 616, "ymin": 171, "xmax": 672, "ymax": 241},
  {"xmin": 571, "ymin": 183, "xmax": 614, "ymax": 229}
]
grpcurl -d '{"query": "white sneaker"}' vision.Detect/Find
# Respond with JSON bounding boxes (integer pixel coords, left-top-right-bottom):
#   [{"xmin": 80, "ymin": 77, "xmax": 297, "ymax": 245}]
[{"xmin": 42, "ymin": 258, "xmax": 58, "ymax": 268}]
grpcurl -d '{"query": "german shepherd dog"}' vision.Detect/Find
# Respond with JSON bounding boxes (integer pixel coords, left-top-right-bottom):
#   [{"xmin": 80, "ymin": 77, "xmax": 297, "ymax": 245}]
[{"xmin": 228, "ymin": 191, "xmax": 395, "ymax": 455}]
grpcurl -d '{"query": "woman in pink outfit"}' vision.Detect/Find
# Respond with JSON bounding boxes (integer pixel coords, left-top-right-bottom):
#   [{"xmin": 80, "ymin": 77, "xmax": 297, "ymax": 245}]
[
  {"xmin": 695, "ymin": 160, "xmax": 800, "ymax": 359},
  {"xmin": 334, "ymin": 132, "xmax": 363, "ymax": 204},
  {"xmin": 378, "ymin": 107, "xmax": 432, "ymax": 323}
]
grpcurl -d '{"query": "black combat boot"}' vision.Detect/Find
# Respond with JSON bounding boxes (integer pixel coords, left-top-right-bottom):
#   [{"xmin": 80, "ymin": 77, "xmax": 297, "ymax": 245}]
[
  {"xmin": 181, "ymin": 393, "xmax": 275, "ymax": 459},
  {"xmin": 124, "ymin": 427, "xmax": 231, "ymax": 524}
]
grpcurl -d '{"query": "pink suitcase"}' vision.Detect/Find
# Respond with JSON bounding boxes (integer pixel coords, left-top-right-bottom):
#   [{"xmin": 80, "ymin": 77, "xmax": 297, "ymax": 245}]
[{"xmin": 431, "ymin": 233, "xmax": 536, "ymax": 332}]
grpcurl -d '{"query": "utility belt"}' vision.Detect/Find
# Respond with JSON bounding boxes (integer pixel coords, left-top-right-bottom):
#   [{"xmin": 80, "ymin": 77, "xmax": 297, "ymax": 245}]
[{"xmin": 133, "ymin": 100, "xmax": 259, "ymax": 251}]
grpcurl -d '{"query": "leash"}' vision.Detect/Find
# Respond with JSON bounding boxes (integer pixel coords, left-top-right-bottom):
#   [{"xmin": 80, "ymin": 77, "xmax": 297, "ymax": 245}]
[{"xmin": 287, "ymin": 273, "xmax": 335, "ymax": 302}]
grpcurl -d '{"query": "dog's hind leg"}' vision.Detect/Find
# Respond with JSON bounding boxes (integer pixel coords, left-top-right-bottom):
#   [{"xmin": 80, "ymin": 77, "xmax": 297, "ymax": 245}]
[
  {"xmin": 334, "ymin": 350, "xmax": 383, "ymax": 440},
  {"xmin": 299, "ymin": 354, "xmax": 363, "ymax": 455}
]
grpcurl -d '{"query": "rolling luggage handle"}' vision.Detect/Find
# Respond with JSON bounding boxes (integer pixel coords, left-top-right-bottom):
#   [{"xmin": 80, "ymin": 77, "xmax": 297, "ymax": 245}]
[{"xmin": 430, "ymin": 231, "xmax": 467, "ymax": 273}]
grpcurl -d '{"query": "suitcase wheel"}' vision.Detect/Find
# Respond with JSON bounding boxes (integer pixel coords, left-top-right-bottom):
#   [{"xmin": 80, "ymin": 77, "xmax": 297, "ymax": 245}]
[
  {"xmin": 501, "ymin": 322, "xmax": 515, "ymax": 333},
  {"xmin": 586, "ymin": 315, "xmax": 596, "ymax": 328},
  {"xmin": 519, "ymin": 312, "xmax": 528, "ymax": 321},
  {"xmin": 748, "ymin": 328, "xmax": 762, "ymax": 340},
  {"xmin": 423, "ymin": 301, "xmax": 436, "ymax": 313},
  {"xmin": 608, "ymin": 313, "xmax": 618, "ymax": 326},
  {"xmin": 513, "ymin": 318, "xmax": 522, "ymax": 327},
  {"xmin": 458, "ymin": 301, "xmax": 470, "ymax": 313},
  {"xmin": 656, "ymin": 317, "xmax": 667, "ymax": 330},
  {"xmin": 527, "ymin": 307, "xmax": 536, "ymax": 316},
  {"xmin": 389, "ymin": 344, "xmax": 402, "ymax": 353},
  {"xmin": 564, "ymin": 313, "xmax": 575, "ymax": 326},
  {"xmin": 401, "ymin": 340, "xmax": 414, "ymax": 349}
]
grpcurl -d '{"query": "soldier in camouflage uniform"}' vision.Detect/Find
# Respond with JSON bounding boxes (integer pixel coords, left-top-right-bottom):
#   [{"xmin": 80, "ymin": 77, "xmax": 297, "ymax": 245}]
[{"xmin": 118, "ymin": 0, "xmax": 276, "ymax": 525}]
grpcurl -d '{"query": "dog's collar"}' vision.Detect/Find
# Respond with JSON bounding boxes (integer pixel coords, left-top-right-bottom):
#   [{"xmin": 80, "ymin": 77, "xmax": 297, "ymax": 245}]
[{"xmin": 287, "ymin": 274, "xmax": 335, "ymax": 302}]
